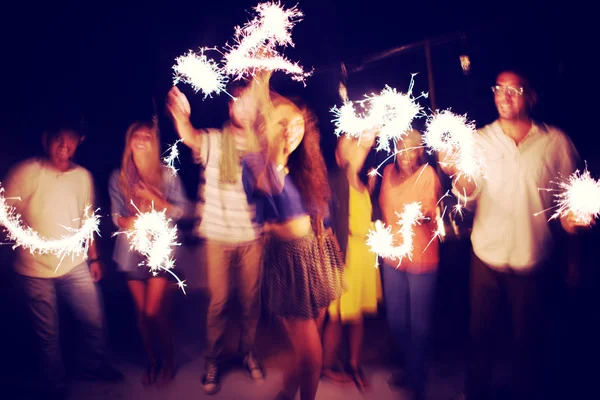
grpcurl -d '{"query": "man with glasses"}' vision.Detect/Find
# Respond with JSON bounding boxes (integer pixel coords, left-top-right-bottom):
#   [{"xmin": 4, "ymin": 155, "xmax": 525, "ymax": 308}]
[{"xmin": 440, "ymin": 70, "xmax": 585, "ymax": 399}]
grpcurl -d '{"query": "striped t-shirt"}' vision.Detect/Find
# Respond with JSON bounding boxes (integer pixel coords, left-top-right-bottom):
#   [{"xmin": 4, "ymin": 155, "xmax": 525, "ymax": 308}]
[{"xmin": 194, "ymin": 128, "xmax": 262, "ymax": 243}]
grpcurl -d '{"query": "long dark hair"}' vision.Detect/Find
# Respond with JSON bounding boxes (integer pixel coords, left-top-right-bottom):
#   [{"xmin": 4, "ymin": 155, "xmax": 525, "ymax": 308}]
[{"xmin": 286, "ymin": 98, "xmax": 331, "ymax": 232}]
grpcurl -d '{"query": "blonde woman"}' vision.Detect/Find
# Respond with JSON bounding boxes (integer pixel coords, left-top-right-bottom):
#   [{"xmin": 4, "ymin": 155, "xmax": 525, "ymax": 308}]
[{"xmin": 109, "ymin": 121, "xmax": 188, "ymax": 386}]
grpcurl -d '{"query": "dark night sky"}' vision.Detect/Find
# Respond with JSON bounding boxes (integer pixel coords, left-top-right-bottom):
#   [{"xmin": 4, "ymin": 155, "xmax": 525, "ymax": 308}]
[
  {"xmin": 0, "ymin": 0, "xmax": 591, "ymax": 203},
  {"xmin": 1, "ymin": 4, "xmax": 598, "ymax": 395}
]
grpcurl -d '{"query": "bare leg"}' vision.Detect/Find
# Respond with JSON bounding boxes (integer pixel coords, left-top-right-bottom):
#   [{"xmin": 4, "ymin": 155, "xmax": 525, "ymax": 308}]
[
  {"xmin": 348, "ymin": 319, "xmax": 369, "ymax": 389},
  {"xmin": 348, "ymin": 319, "xmax": 363, "ymax": 368},
  {"xmin": 281, "ymin": 308, "xmax": 326, "ymax": 400},
  {"xmin": 144, "ymin": 277, "xmax": 173, "ymax": 385},
  {"xmin": 321, "ymin": 317, "xmax": 351, "ymax": 382},
  {"xmin": 127, "ymin": 280, "xmax": 156, "ymax": 385},
  {"xmin": 315, "ymin": 310, "xmax": 326, "ymax": 339}
]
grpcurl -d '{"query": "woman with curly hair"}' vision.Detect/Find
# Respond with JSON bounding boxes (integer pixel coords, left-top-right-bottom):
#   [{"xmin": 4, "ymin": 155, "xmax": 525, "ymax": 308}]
[{"xmin": 242, "ymin": 75, "xmax": 344, "ymax": 400}]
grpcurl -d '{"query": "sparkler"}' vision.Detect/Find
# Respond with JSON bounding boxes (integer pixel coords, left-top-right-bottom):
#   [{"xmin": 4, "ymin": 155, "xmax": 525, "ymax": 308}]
[
  {"xmin": 436, "ymin": 206, "xmax": 446, "ymax": 239},
  {"xmin": 0, "ymin": 187, "xmax": 100, "ymax": 270},
  {"xmin": 366, "ymin": 144, "xmax": 428, "ymax": 180},
  {"xmin": 172, "ymin": 49, "xmax": 230, "ymax": 98},
  {"xmin": 331, "ymin": 80, "xmax": 427, "ymax": 152},
  {"xmin": 536, "ymin": 166, "xmax": 600, "ymax": 225},
  {"xmin": 163, "ymin": 139, "xmax": 183, "ymax": 176},
  {"xmin": 366, "ymin": 202, "xmax": 424, "ymax": 267},
  {"xmin": 423, "ymin": 205, "xmax": 447, "ymax": 254},
  {"xmin": 114, "ymin": 201, "xmax": 186, "ymax": 293},
  {"xmin": 436, "ymin": 189, "xmax": 467, "ymax": 220},
  {"xmin": 423, "ymin": 110, "xmax": 483, "ymax": 181},
  {"xmin": 367, "ymin": 168, "xmax": 381, "ymax": 179},
  {"xmin": 224, "ymin": 2, "xmax": 311, "ymax": 82}
]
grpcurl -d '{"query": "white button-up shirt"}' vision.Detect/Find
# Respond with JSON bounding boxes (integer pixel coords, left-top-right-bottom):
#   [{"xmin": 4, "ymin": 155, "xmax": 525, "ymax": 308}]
[{"xmin": 454, "ymin": 121, "xmax": 579, "ymax": 272}]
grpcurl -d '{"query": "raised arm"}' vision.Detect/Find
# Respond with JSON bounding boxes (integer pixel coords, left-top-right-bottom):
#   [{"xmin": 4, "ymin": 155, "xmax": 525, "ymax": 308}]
[
  {"xmin": 242, "ymin": 71, "xmax": 288, "ymax": 195},
  {"xmin": 166, "ymin": 86, "xmax": 206, "ymax": 152},
  {"xmin": 438, "ymin": 149, "xmax": 479, "ymax": 198},
  {"xmin": 335, "ymin": 128, "xmax": 376, "ymax": 170}
]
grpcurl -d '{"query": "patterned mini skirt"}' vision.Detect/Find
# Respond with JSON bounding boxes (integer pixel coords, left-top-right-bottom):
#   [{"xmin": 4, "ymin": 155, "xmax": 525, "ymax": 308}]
[{"xmin": 262, "ymin": 228, "xmax": 345, "ymax": 319}]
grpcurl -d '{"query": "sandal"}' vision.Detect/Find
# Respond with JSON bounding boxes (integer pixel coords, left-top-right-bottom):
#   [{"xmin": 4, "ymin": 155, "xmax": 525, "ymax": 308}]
[
  {"xmin": 321, "ymin": 366, "xmax": 352, "ymax": 384},
  {"xmin": 142, "ymin": 361, "xmax": 159, "ymax": 386},
  {"xmin": 157, "ymin": 362, "xmax": 176, "ymax": 386},
  {"xmin": 348, "ymin": 366, "xmax": 370, "ymax": 391},
  {"xmin": 274, "ymin": 391, "xmax": 295, "ymax": 400}
]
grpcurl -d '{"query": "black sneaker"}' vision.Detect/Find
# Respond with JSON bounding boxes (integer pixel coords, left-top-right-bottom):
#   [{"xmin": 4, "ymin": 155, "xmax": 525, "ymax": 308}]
[
  {"xmin": 201, "ymin": 362, "xmax": 221, "ymax": 394},
  {"xmin": 243, "ymin": 352, "xmax": 265, "ymax": 383}
]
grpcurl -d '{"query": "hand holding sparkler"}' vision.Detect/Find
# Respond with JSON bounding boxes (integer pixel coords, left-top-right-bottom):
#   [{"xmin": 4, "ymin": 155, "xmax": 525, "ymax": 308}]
[
  {"xmin": 166, "ymin": 87, "xmax": 191, "ymax": 122},
  {"xmin": 537, "ymin": 166, "xmax": 600, "ymax": 233},
  {"xmin": 89, "ymin": 259, "xmax": 104, "ymax": 282},
  {"xmin": 335, "ymin": 131, "xmax": 375, "ymax": 173},
  {"xmin": 134, "ymin": 182, "xmax": 167, "ymax": 210},
  {"xmin": 424, "ymin": 110, "xmax": 483, "ymax": 184},
  {"xmin": 359, "ymin": 127, "xmax": 378, "ymax": 148},
  {"xmin": 115, "ymin": 201, "xmax": 186, "ymax": 293},
  {"xmin": 166, "ymin": 87, "xmax": 206, "ymax": 152},
  {"xmin": 561, "ymin": 211, "xmax": 596, "ymax": 234},
  {"xmin": 331, "ymin": 83, "xmax": 426, "ymax": 153},
  {"xmin": 367, "ymin": 171, "xmax": 378, "ymax": 195}
]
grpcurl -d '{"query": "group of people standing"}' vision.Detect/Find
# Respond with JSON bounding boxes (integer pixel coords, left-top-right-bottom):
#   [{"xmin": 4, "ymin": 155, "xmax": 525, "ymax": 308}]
[{"xmin": 2, "ymin": 68, "xmax": 587, "ymax": 400}]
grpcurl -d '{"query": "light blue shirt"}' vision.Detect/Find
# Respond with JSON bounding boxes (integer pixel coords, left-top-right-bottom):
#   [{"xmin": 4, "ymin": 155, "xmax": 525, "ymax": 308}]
[{"xmin": 109, "ymin": 167, "xmax": 190, "ymax": 272}]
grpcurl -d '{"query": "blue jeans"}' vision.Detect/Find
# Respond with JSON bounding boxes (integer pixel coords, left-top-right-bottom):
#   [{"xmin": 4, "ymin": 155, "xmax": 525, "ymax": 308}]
[
  {"xmin": 382, "ymin": 262, "xmax": 438, "ymax": 392},
  {"xmin": 16, "ymin": 262, "xmax": 107, "ymax": 391}
]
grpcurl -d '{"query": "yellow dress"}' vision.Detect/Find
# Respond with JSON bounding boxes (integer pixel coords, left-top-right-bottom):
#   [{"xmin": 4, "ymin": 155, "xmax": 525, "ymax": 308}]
[{"xmin": 328, "ymin": 185, "xmax": 382, "ymax": 322}]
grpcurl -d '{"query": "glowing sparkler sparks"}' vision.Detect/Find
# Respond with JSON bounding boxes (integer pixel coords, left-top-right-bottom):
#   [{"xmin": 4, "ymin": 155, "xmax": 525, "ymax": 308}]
[
  {"xmin": 436, "ymin": 207, "xmax": 446, "ymax": 239},
  {"xmin": 536, "ymin": 167, "xmax": 600, "ymax": 225},
  {"xmin": 224, "ymin": 2, "xmax": 311, "ymax": 82},
  {"xmin": 368, "ymin": 168, "xmax": 381, "ymax": 178},
  {"xmin": 331, "ymin": 79, "xmax": 426, "ymax": 152},
  {"xmin": 436, "ymin": 189, "xmax": 467, "ymax": 220},
  {"xmin": 423, "ymin": 110, "xmax": 483, "ymax": 181},
  {"xmin": 163, "ymin": 139, "xmax": 183, "ymax": 176},
  {"xmin": 115, "ymin": 202, "xmax": 186, "ymax": 293},
  {"xmin": 173, "ymin": 49, "xmax": 230, "ymax": 98},
  {"xmin": 0, "ymin": 187, "xmax": 99, "ymax": 269},
  {"xmin": 371, "ymin": 86, "xmax": 424, "ymax": 152},
  {"xmin": 331, "ymin": 101, "xmax": 373, "ymax": 138},
  {"xmin": 423, "ymin": 206, "xmax": 447, "ymax": 254},
  {"xmin": 366, "ymin": 202, "xmax": 424, "ymax": 266}
]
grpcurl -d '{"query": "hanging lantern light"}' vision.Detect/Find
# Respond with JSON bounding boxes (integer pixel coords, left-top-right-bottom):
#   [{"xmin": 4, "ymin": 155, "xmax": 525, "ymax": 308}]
[
  {"xmin": 459, "ymin": 34, "xmax": 470, "ymax": 75},
  {"xmin": 460, "ymin": 55, "xmax": 471, "ymax": 75}
]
